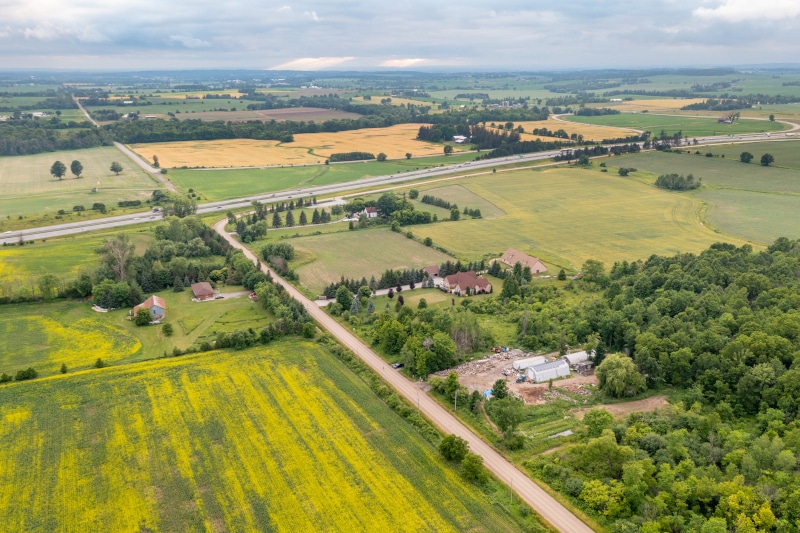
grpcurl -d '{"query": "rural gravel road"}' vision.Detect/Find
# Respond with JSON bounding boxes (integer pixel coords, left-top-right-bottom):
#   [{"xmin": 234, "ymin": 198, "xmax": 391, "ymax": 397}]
[{"xmin": 213, "ymin": 218, "xmax": 594, "ymax": 533}]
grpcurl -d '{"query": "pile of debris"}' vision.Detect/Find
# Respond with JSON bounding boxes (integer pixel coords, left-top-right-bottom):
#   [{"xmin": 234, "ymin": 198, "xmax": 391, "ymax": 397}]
[
  {"xmin": 544, "ymin": 389, "xmax": 579, "ymax": 404},
  {"xmin": 433, "ymin": 350, "xmax": 520, "ymax": 377}
]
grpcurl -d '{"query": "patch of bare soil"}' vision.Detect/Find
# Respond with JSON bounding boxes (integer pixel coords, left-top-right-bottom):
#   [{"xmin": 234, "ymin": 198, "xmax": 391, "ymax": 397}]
[
  {"xmin": 512, "ymin": 374, "xmax": 598, "ymax": 406},
  {"xmin": 572, "ymin": 395, "xmax": 669, "ymax": 420}
]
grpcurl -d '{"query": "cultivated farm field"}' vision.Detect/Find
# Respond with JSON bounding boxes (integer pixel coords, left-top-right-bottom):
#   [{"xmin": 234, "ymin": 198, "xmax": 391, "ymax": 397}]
[
  {"xmin": 701, "ymin": 139, "xmax": 800, "ymax": 169},
  {"xmin": 564, "ymin": 113, "xmax": 787, "ymax": 137},
  {"xmin": 589, "ymin": 98, "xmax": 707, "ymax": 112},
  {"xmin": 0, "ymin": 146, "xmax": 161, "ymax": 218},
  {"xmin": 133, "ymin": 124, "xmax": 462, "ymax": 169},
  {"xmin": 407, "ymin": 166, "xmax": 749, "ymax": 269},
  {"xmin": 512, "ymin": 119, "xmax": 639, "ymax": 140},
  {"xmin": 0, "ymin": 342, "xmax": 528, "ymax": 532}
]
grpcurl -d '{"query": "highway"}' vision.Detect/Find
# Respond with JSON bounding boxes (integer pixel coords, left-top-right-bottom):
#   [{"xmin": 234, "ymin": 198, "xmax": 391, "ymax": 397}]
[
  {"xmin": 213, "ymin": 218, "xmax": 595, "ymax": 533},
  {"xmin": 2, "ymin": 129, "xmax": 797, "ymax": 245}
]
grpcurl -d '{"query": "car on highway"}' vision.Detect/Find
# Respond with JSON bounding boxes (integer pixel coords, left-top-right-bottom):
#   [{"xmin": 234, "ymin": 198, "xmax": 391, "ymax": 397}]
[{"xmin": 216, "ymin": 206, "xmax": 222, "ymax": 209}]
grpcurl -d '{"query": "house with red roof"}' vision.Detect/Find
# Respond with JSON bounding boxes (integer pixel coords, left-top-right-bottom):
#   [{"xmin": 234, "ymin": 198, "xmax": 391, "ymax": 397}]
[{"xmin": 442, "ymin": 271, "xmax": 492, "ymax": 296}]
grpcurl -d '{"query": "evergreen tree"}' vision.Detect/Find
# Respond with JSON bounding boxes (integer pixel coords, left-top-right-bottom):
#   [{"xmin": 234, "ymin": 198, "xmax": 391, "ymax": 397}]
[
  {"xmin": 272, "ymin": 211, "xmax": 283, "ymax": 228},
  {"xmin": 312, "ymin": 209, "xmax": 321, "ymax": 224},
  {"xmin": 299, "ymin": 211, "xmax": 308, "ymax": 225},
  {"xmin": 285, "ymin": 209, "xmax": 295, "ymax": 227}
]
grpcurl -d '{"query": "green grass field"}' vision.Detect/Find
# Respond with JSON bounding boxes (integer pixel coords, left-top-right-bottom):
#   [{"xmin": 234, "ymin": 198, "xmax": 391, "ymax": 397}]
[
  {"xmin": 0, "ymin": 146, "xmax": 162, "ymax": 219},
  {"xmin": 698, "ymin": 189, "xmax": 800, "ymax": 244},
  {"xmin": 166, "ymin": 152, "xmax": 477, "ymax": 201},
  {"xmin": 0, "ymin": 341, "xmax": 535, "ymax": 532},
  {"xmin": 610, "ymin": 150, "xmax": 800, "ymax": 244},
  {"xmin": 564, "ymin": 113, "xmax": 786, "ymax": 137},
  {"xmin": 702, "ymin": 139, "xmax": 800, "ymax": 169},
  {"xmin": 288, "ymin": 228, "xmax": 454, "ymax": 294},
  {"xmin": 0, "ymin": 288, "xmax": 257, "ymax": 376},
  {"xmin": 406, "ymin": 166, "xmax": 749, "ymax": 269},
  {"xmin": 614, "ymin": 150, "xmax": 800, "ymax": 195},
  {"xmin": 0, "ymin": 226, "xmax": 152, "ymax": 284},
  {"xmin": 417, "ymin": 184, "xmax": 506, "ymax": 218}
]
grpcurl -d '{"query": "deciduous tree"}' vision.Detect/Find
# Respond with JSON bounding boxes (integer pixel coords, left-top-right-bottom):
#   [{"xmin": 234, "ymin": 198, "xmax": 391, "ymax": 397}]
[
  {"xmin": 50, "ymin": 160, "xmax": 66, "ymax": 180},
  {"xmin": 70, "ymin": 160, "xmax": 83, "ymax": 178}
]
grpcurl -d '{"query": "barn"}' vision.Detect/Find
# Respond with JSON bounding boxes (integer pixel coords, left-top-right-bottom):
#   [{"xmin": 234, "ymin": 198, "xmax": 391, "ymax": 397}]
[{"xmin": 526, "ymin": 360, "xmax": 570, "ymax": 383}]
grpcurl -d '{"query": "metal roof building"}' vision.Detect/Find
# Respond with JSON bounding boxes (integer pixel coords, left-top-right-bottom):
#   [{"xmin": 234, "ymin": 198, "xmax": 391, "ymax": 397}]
[
  {"xmin": 562, "ymin": 350, "xmax": 593, "ymax": 367},
  {"xmin": 513, "ymin": 356, "xmax": 547, "ymax": 371},
  {"xmin": 526, "ymin": 360, "xmax": 570, "ymax": 383}
]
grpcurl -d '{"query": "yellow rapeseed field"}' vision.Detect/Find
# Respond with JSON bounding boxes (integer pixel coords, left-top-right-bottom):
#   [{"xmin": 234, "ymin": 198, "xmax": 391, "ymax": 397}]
[
  {"xmin": 130, "ymin": 124, "xmax": 445, "ymax": 168},
  {"xmin": 0, "ymin": 343, "xmax": 517, "ymax": 531}
]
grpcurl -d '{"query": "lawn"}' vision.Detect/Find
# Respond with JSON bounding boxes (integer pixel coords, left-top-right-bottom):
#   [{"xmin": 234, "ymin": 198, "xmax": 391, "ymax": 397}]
[
  {"xmin": 0, "ymin": 146, "xmax": 162, "ymax": 218},
  {"xmin": 406, "ymin": 166, "xmax": 749, "ymax": 270},
  {"xmin": 131, "ymin": 124, "xmax": 467, "ymax": 169},
  {"xmin": 564, "ymin": 113, "xmax": 787, "ymax": 137},
  {"xmin": 0, "ymin": 288, "xmax": 259, "ymax": 376},
  {"xmin": 287, "ymin": 228, "xmax": 454, "ymax": 294},
  {"xmin": 0, "ymin": 341, "xmax": 530, "ymax": 532},
  {"xmin": 166, "ymin": 151, "xmax": 477, "ymax": 201}
]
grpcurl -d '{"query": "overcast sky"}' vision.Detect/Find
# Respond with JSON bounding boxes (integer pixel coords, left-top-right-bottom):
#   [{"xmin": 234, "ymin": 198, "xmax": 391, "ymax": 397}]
[{"xmin": 1, "ymin": 0, "xmax": 799, "ymax": 71}]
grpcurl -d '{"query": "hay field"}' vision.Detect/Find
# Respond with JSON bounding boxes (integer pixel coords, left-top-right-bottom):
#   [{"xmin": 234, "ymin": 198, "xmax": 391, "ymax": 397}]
[
  {"xmin": 0, "ymin": 342, "xmax": 525, "ymax": 532},
  {"xmin": 563, "ymin": 113, "xmax": 787, "ymax": 137},
  {"xmin": 353, "ymin": 96, "xmax": 433, "ymax": 107},
  {"xmin": 291, "ymin": 229, "xmax": 453, "ymax": 294},
  {"xmin": 511, "ymin": 119, "xmax": 638, "ymax": 141},
  {"xmin": 131, "ymin": 124, "xmax": 452, "ymax": 168},
  {"xmin": 409, "ymin": 166, "xmax": 750, "ymax": 269}
]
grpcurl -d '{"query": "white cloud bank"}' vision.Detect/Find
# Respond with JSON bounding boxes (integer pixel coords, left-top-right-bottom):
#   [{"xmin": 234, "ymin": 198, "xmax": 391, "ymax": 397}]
[
  {"xmin": 269, "ymin": 57, "xmax": 355, "ymax": 70},
  {"xmin": 694, "ymin": 0, "xmax": 800, "ymax": 22}
]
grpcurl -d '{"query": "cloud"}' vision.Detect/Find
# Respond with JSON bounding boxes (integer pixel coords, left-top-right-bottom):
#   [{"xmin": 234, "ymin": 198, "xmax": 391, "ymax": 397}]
[
  {"xmin": 168, "ymin": 35, "xmax": 211, "ymax": 49},
  {"xmin": 693, "ymin": 0, "xmax": 800, "ymax": 22},
  {"xmin": 379, "ymin": 58, "xmax": 428, "ymax": 68},
  {"xmin": 269, "ymin": 57, "xmax": 355, "ymax": 70},
  {"xmin": 303, "ymin": 10, "xmax": 320, "ymax": 22},
  {"xmin": 277, "ymin": 6, "xmax": 291, "ymax": 13}
]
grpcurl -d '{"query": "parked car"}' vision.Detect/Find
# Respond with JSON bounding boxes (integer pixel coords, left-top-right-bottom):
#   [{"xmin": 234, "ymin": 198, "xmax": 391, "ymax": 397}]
[{"xmin": 391, "ymin": 362, "xmax": 404, "ymax": 369}]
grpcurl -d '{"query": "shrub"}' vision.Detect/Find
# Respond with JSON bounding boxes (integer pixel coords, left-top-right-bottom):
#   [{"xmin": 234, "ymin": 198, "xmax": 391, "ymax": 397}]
[
  {"xmin": 462, "ymin": 453, "xmax": 488, "ymax": 483},
  {"xmin": 134, "ymin": 307, "xmax": 151, "ymax": 326},
  {"xmin": 94, "ymin": 358, "xmax": 105, "ymax": 368},
  {"xmin": 439, "ymin": 434, "xmax": 468, "ymax": 461},
  {"xmin": 60, "ymin": 363, "xmax": 68, "ymax": 374},
  {"xmin": 15, "ymin": 367, "xmax": 38, "ymax": 381},
  {"xmin": 162, "ymin": 323, "xmax": 174, "ymax": 336}
]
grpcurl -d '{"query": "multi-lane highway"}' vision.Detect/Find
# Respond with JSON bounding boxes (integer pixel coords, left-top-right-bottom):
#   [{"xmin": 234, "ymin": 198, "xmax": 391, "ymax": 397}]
[{"xmin": 2, "ymin": 130, "xmax": 797, "ymax": 245}]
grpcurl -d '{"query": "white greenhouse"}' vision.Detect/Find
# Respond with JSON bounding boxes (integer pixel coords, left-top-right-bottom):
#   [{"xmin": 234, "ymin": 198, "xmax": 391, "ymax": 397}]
[
  {"xmin": 526, "ymin": 360, "xmax": 570, "ymax": 383},
  {"xmin": 512, "ymin": 356, "xmax": 547, "ymax": 371}
]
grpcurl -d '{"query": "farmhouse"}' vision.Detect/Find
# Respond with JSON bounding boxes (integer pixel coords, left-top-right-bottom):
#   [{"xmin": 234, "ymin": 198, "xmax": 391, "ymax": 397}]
[
  {"xmin": 526, "ymin": 360, "xmax": 570, "ymax": 383},
  {"xmin": 500, "ymin": 248, "xmax": 547, "ymax": 274},
  {"xmin": 132, "ymin": 295, "xmax": 166, "ymax": 322},
  {"xmin": 442, "ymin": 271, "xmax": 492, "ymax": 296},
  {"xmin": 191, "ymin": 282, "xmax": 216, "ymax": 301},
  {"xmin": 362, "ymin": 207, "xmax": 378, "ymax": 219}
]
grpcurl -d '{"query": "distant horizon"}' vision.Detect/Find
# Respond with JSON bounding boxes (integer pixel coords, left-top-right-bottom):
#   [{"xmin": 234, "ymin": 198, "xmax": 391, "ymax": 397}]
[{"xmin": 2, "ymin": 1, "xmax": 799, "ymax": 71}]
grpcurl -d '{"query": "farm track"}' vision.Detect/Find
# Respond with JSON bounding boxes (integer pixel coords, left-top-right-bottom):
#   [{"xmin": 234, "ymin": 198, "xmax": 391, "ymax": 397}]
[{"xmin": 213, "ymin": 217, "xmax": 594, "ymax": 533}]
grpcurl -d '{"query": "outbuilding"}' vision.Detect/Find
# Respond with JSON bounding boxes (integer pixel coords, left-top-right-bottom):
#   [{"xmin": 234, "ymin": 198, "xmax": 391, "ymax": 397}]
[
  {"xmin": 512, "ymin": 356, "xmax": 546, "ymax": 371},
  {"xmin": 562, "ymin": 350, "xmax": 593, "ymax": 367},
  {"xmin": 526, "ymin": 360, "xmax": 570, "ymax": 383},
  {"xmin": 191, "ymin": 282, "xmax": 216, "ymax": 301}
]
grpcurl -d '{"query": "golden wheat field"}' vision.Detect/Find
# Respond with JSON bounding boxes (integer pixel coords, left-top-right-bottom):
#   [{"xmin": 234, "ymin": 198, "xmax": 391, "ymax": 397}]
[
  {"xmin": 597, "ymin": 98, "xmax": 708, "ymax": 112},
  {"xmin": 508, "ymin": 119, "xmax": 638, "ymax": 140},
  {"xmin": 352, "ymin": 96, "xmax": 434, "ymax": 108},
  {"xmin": 0, "ymin": 342, "xmax": 522, "ymax": 532},
  {"xmin": 131, "ymin": 124, "xmax": 448, "ymax": 168}
]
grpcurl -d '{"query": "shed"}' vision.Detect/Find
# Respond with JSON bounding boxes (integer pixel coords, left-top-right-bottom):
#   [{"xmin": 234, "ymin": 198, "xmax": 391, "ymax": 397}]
[
  {"xmin": 191, "ymin": 282, "xmax": 215, "ymax": 301},
  {"xmin": 562, "ymin": 350, "xmax": 593, "ymax": 367},
  {"xmin": 526, "ymin": 360, "xmax": 570, "ymax": 383},
  {"xmin": 512, "ymin": 356, "xmax": 547, "ymax": 371}
]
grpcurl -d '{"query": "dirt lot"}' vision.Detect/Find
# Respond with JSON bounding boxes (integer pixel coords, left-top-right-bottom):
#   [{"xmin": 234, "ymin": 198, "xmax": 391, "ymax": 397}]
[
  {"xmin": 572, "ymin": 395, "xmax": 669, "ymax": 420},
  {"xmin": 437, "ymin": 350, "xmax": 598, "ymax": 405}
]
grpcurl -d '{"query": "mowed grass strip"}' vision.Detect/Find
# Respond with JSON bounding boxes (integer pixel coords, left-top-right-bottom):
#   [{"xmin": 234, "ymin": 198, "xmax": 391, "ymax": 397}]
[
  {"xmin": 290, "ymin": 229, "xmax": 453, "ymax": 294},
  {"xmin": 408, "ymin": 166, "xmax": 749, "ymax": 269},
  {"xmin": 0, "ymin": 146, "xmax": 161, "ymax": 217},
  {"xmin": 0, "ymin": 342, "xmax": 526, "ymax": 532},
  {"xmin": 563, "ymin": 113, "xmax": 787, "ymax": 137},
  {"xmin": 133, "ymin": 124, "xmax": 456, "ymax": 169}
]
